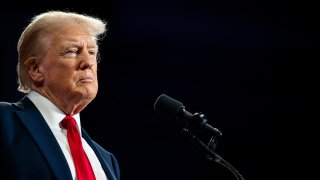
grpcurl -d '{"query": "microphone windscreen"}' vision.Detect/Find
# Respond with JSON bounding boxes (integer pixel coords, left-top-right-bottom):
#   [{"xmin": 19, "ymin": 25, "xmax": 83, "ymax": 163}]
[{"xmin": 154, "ymin": 94, "xmax": 184, "ymax": 119}]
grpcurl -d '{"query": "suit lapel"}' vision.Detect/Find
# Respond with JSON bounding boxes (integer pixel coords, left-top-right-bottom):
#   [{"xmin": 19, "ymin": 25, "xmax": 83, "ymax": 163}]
[
  {"xmin": 81, "ymin": 130, "xmax": 117, "ymax": 180},
  {"xmin": 14, "ymin": 97, "xmax": 72, "ymax": 180}
]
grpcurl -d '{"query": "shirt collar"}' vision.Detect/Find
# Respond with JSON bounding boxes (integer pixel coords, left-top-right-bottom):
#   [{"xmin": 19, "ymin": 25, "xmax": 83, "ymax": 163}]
[{"xmin": 27, "ymin": 91, "xmax": 82, "ymax": 133}]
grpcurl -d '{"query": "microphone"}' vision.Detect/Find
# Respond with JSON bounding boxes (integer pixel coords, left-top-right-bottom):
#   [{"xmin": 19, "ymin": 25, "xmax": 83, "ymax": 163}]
[
  {"xmin": 153, "ymin": 94, "xmax": 245, "ymax": 180},
  {"xmin": 154, "ymin": 94, "xmax": 221, "ymax": 135}
]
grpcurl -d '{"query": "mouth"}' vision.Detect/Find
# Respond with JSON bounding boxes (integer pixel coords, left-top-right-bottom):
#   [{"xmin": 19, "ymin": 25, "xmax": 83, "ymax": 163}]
[{"xmin": 78, "ymin": 77, "xmax": 94, "ymax": 83}]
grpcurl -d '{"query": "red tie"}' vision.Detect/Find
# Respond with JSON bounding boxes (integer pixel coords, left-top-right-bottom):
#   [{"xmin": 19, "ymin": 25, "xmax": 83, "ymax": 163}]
[{"xmin": 60, "ymin": 115, "xmax": 96, "ymax": 180}]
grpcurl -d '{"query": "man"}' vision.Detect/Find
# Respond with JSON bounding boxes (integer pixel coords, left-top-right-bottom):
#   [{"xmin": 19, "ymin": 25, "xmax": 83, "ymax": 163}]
[{"xmin": 0, "ymin": 11, "xmax": 120, "ymax": 180}]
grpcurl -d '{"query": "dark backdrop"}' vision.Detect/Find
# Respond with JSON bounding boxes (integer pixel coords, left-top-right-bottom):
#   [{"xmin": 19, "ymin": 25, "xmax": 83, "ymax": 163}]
[{"xmin": 1, "ymin": 1, "xmax": 312, "ymax": 180}]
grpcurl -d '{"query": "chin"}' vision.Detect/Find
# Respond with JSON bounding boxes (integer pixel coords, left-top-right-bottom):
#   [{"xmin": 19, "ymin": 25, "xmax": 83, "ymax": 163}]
[
  {"xmin": 84, "ymin": 88, "xmax": 98, "ymax": 99},
  {"xmin": 75, "ymin": 86, "xmax": 97, "ymax": 101}
]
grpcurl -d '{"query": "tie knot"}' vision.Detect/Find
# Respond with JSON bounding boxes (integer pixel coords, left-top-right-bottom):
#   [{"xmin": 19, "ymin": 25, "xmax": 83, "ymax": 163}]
[{"xmin": 60, "ymin": 115, "xmax": 77, "ymax": 130}]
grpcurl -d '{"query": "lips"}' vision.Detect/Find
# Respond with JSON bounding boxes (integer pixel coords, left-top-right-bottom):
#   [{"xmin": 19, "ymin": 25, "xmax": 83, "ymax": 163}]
[{"xmin": 78, "ymin": 76, "xmax": 94, "ymax": 83}]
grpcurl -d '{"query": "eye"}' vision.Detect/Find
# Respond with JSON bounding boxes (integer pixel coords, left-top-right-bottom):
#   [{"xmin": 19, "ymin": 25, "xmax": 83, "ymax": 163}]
[
  {"xmin": 64, "ymin": 49, "xmax": 78, "ymax": 58},
  {"xmin": 88, "ymin": 50, "xmax": 97, "ymax": 57}
]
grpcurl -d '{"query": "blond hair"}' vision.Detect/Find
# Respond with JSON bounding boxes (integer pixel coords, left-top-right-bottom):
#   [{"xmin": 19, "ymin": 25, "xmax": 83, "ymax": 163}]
[{"xmin": 17, "ymin": 10, "xmax": 107, "ymax": 93}]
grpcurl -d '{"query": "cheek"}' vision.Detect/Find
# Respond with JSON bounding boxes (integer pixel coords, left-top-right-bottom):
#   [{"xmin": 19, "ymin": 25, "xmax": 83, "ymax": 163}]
[
  {"xmin": 93, "ymin": 66, "xmax": 98, "ymax": 80},
  {"xmin": 44, "ymin": 66, "xmax": 75, "ymax": 85}
]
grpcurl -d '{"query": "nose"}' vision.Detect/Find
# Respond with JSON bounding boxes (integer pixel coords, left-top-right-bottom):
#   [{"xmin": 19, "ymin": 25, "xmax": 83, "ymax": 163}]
[{"xmin": 79, "ymin": 50, "xmax": 95, "ymax": 70}]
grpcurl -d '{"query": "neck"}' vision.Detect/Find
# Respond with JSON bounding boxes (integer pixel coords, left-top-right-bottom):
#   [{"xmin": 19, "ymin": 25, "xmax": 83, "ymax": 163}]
[{"xmin": 31, "ymin": 88, "xmax": 90, "ymax": 115}]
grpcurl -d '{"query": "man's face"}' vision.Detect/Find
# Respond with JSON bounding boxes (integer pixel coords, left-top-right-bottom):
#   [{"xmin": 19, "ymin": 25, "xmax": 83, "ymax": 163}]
[{"xmin": 39, "ymin": 24, "xmax": 99, "ymax": 105}]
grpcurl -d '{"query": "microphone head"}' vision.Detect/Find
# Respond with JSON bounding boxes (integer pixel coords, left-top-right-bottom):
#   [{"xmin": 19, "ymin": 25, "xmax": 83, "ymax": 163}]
[{"xmin": 154, "ymin": 94, "xmax": 185, "ymax": 120}]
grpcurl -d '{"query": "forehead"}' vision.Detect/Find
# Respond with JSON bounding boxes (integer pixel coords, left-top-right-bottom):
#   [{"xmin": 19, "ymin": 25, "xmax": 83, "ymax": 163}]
[{"xmin": 50, "ymin": 23, "xmax": 97, "ymax": 47}]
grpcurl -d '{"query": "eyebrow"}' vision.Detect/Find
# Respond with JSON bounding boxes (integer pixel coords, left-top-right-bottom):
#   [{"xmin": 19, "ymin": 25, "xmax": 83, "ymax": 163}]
[{"xmin": 62, "ymin": 40, "xmax": 98, "ymax": 49}]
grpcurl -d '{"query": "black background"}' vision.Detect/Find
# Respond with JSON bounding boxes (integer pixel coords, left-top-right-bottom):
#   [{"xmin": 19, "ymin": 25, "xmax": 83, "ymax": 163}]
[{"xmin": 0, "ymin": 1, "xmax": 313, "ymax": 180}]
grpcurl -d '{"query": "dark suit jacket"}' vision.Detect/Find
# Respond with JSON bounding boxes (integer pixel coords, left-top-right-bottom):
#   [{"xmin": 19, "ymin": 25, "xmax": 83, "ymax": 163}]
[{"xmin": 0, "ymin": 96, "xmax": 120, "ymax": 180}]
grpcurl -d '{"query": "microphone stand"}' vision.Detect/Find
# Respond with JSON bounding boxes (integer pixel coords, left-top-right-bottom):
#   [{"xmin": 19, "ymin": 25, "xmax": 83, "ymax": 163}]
[{"xmin": 181, "ymin": 125, "xmax": 245, "ymax": 180}]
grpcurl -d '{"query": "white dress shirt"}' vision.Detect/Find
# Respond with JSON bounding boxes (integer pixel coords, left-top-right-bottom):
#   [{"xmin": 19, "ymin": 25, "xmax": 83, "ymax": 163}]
[{"xmin": 27, "ymin": 91, "xmax": 107, "ymax": 180}]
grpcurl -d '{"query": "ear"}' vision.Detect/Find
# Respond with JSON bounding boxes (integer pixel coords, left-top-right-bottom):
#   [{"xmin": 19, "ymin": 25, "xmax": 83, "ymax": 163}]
[{"xmin": 25, "ymin": 57, "xmax": 44, "ymax": 84}]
